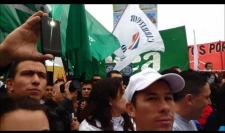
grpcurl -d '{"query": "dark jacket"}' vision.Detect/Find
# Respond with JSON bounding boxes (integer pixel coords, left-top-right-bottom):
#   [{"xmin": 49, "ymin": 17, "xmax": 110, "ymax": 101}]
[
  {"xmin": 43, "ymin": 98, "xmax": 74, "ymax": 131},
  {"xmin": 204, "ymin": 111, "xmax": 219, "ymax": 131}
]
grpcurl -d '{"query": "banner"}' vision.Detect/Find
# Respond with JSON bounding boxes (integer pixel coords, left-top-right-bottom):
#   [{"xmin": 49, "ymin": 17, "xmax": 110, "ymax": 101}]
[
  {"xmin": 106, "ymin": 63, "xmax": 133, "ymax": 76},
  {"xmin": 188, "ymin": 41, "xmax": 225, "ymax": 70}
]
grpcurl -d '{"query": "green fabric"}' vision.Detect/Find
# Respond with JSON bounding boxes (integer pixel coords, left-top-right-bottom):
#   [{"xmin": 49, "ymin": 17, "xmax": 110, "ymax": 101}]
[{"xmin": 85, "ymin": 10, "xmax": 120, "ymax": 61}]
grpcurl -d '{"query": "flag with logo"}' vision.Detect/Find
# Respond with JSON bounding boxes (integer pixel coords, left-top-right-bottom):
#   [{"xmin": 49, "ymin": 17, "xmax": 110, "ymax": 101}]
[
  {"xmin": 112, "ymin": 4, "xmax": 165, "ymax": 71},
  {"xmin": 132, "ymin": 26, "xmax": 190, "ymax": 73},
  {"xmin": 107, "ymin": 26, "xmax": 190, "ymax": 74}
]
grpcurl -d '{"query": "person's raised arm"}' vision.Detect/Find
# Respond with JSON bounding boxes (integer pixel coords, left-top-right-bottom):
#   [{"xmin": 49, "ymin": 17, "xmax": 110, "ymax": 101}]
[{"xmin": 0, "ymin": 11, "xmax": 53, "ymax": 67}]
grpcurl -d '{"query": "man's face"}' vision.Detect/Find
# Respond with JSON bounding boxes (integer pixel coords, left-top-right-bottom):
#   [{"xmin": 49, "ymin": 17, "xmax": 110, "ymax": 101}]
[
  {"xmin": 111, "ymin": 73, "xmax": 124, "ymax": 87},
  {"xmin": 0, "ymin": 109, "xmax": 49, "ymax": 131},
  {"xmin": 206, "ymin": 63, "xmax": 213, "ymax": 70},
  {"xmin": 6, "ymin": 61, "xmax": 47, "ymax": 101},
  {"xmin": 126, "ymin": 80, "xmax": 175, "ymax": 131},
  {"xmin": 190, "ymin": 83, "xmax": 211, "ymax": 119},
  {"xmin": 43, "ymin": 85, "xmax": 53, "ymax": 100},
  {"xmin": 52, "ymin": 81, "xmax": 64, "ymax": 103},
  {"xmin": 92, "ymin": 76, "xmax": 101, "ymax": 84},
  {"xmin": 81, "ymin": 84, "xmax": 92, "ymax": 99}
]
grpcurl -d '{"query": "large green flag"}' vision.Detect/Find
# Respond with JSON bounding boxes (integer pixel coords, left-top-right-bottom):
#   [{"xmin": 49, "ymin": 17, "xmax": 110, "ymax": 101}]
[
  {"xmin": 84, "ymin": 10, "xmax": 121, "ymax": 80},
  {"xmin": 50, "ymin": 4, "xmax": 92, "ymax": 78},
  {"xmin": 0, "ymin": 4, "xmax": 47, "ymax": 43},
  {"xmin": 85, "ymin": 10, "xmax": 120, "ymax": 61},
  {"xmin": 106, "ymin": 26, "xmax": 190, "ymax": 75}
]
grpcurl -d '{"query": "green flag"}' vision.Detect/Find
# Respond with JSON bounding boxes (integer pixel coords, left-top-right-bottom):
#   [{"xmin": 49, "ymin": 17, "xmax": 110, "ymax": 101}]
[
  {"xmin": 84, "ymin": 10, "xmax": 121, "ymax": 80},
  {"xmin": 0, "ymin": 4, "xmax": 50, "ymax": 51},
  {"xmin": 85, "ymin": 10, "xmax": 120, "ymax": 61},
  {"xmin": 48, "ymin": 4, "xmax": 92, "ymax": 79}
]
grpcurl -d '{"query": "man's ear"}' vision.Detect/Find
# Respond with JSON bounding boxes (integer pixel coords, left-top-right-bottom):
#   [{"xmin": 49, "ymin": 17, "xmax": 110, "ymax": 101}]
[
  {"xmin": 185, "ymin": 94, "xmax": 194, "ymax": 106},
  {"xmin": 126, "ymin": 102, "xmax": 136, "ymax": 117},
  {"xmin": 6, "ymin": 78, "xmax": 14, "ymax": 94}
]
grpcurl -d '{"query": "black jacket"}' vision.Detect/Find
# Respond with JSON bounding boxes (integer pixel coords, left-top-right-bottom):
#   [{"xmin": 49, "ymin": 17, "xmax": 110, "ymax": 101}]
[{"xmin": 43, "ymin": 98, "xmax": 74, "ymax": 131}]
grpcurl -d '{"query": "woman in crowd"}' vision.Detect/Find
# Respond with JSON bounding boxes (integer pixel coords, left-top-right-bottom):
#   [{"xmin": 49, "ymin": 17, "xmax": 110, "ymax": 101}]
[{"xmin": 79, "ymin": 77, "xmax": 135, "ymax": 131}]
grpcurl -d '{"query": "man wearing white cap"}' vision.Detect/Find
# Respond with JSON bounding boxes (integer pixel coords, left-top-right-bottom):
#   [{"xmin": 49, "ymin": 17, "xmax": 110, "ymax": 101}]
[{"xmin": 125, "ymin": 67, "xmax": 185, "ymax": 131}]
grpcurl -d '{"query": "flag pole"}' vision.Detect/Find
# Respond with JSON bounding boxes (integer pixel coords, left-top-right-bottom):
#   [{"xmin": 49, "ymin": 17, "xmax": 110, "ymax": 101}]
[
  {"xmin": 112, "ymin": 4, "xmax": 129, "ymax": 33},
  {"xmin": 193, "ymin": 30, "xmax": 199, "ymax": 71}
]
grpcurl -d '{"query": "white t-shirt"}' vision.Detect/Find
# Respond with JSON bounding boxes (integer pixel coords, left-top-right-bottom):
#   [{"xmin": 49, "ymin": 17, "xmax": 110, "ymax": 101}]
[
  {"xmin": 173, "ymin": 113, "xmax": 197, "ymax": 131},
  {"xmin": 79, "ymin": 115, "xmax": 135, "ymax": 131}
]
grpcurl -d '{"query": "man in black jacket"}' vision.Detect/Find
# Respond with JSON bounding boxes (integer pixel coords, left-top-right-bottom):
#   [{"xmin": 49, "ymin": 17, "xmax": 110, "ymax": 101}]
[{"xmin": 43, "ymin": 79, "xmax": 77, "ymax": 131}]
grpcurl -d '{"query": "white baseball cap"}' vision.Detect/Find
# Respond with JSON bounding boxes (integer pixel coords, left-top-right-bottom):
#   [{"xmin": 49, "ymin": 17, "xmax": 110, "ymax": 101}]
[{"xmin": 125, "ymin": 68, "xmax": 185, "ymax": 102}]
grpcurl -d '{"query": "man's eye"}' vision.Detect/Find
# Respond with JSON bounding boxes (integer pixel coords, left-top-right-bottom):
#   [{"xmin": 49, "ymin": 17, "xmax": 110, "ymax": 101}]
[
  {"xmin": 165, "ymin": 97, "xmax": 173, "ymax": 101},
  {"xmin": 39, "ymin": 74, "xmax": 46, "ymax": 79},
  {"xmin": 147, "ymin": 97, "xmax": 156, "ymax": 101},
  {"xmin": 23, "ymin": 71, "xmax": 34, "ymax": 76}
]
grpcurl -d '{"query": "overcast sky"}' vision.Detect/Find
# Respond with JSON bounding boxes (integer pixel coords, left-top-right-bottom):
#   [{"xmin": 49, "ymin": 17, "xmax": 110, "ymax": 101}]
[{"xmin": 85, "ymin": 4, "xmax": 225, "ymax": 45}]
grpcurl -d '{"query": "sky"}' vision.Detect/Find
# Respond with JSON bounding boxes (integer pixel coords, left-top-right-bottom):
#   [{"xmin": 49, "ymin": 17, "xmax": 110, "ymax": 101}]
[{"xmin": 85, "ymin": 4, "xmax": 225, "ymax": 45}]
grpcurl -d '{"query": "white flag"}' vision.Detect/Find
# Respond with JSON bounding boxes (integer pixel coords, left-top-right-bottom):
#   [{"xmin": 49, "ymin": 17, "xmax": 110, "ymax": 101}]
[
  {"xmin": 193, "ymin": 30, "xmax": 199, "ymax": 70},
  {"xmin": 113, "ymin": 4, "xmax": 165, "ymax": 71}
]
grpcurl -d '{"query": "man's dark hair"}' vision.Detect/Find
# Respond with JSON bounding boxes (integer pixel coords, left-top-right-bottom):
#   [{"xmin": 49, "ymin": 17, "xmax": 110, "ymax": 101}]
[
  {"xmin": 7, "ymin": 59, "xmax": 46, "ymax": 79},
  {"xmin": 0, "ymin": 96, "xmax": 47, "ymax": 118},
  {"xmin": 91, "ymin": 74, "xmax": 101, "ymax": 80},
  {"xmin": 205, "ymin": 62, "xmax": 212, "ymax": 69},
  {"xmin": 173, "ymin": 69, "xmax": 208, "ymax": 102},
  {"xmin": 161, "ymin": 68, "xmax": 180, "ymax": 75},
  {"xmin": 82, "ymin": 80, "xmax": 92, "ymax": 87},
  {"xmin": 106, "ymin": 70, "xmax": 121, "ymax": 78}
]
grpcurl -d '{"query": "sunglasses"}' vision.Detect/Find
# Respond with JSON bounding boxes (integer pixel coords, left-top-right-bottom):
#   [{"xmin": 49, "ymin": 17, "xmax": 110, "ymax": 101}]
[
  {"xmin": 82, "ymin": 88, "xmax": 92, "ymax": 91},
  {"xmin": 92, "ymin": 79, "xmax": 101, "ymax": 82}
]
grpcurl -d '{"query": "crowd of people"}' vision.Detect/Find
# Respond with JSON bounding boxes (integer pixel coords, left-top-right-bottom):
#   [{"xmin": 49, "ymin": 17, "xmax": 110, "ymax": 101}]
[{"xmin": 0, "ymin": 11, "xmax": 225, "ymax": 131}]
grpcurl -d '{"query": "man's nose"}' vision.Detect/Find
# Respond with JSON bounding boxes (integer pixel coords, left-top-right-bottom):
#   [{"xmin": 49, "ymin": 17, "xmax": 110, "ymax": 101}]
[{"xmin": 32, "ymin": 74, "xmax": 41, "ymax": 85}]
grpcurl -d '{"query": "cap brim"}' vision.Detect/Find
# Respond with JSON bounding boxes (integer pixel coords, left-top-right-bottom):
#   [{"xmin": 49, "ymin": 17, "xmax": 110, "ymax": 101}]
[
  {"xmin": 136, "ymin": 73, "xmax": 185, "ymax": 93},
  {"xmin": 160, "ymin": 73, "xmax": 185, "ymax": 93}
]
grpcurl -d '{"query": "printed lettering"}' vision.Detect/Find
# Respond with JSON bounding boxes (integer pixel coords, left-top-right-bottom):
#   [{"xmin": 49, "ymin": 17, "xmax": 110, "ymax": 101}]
[
  {"xmin": 216, "ymin": 42, "xmax": 221, "ymax": 52},
  {"xmin": 209, "ymin": 43, "xmax": 215, "ymax": 53},
  {"xmin": 222, "ymin": 42, "xmax": 225, "ymax": 51},
  {"xmin": 130, "ymin": 15, "xmax": 154, "ymax": 41},
  {"xmin": 199, "ymin": 45, "xmax": 205, "ymax": 55}
]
